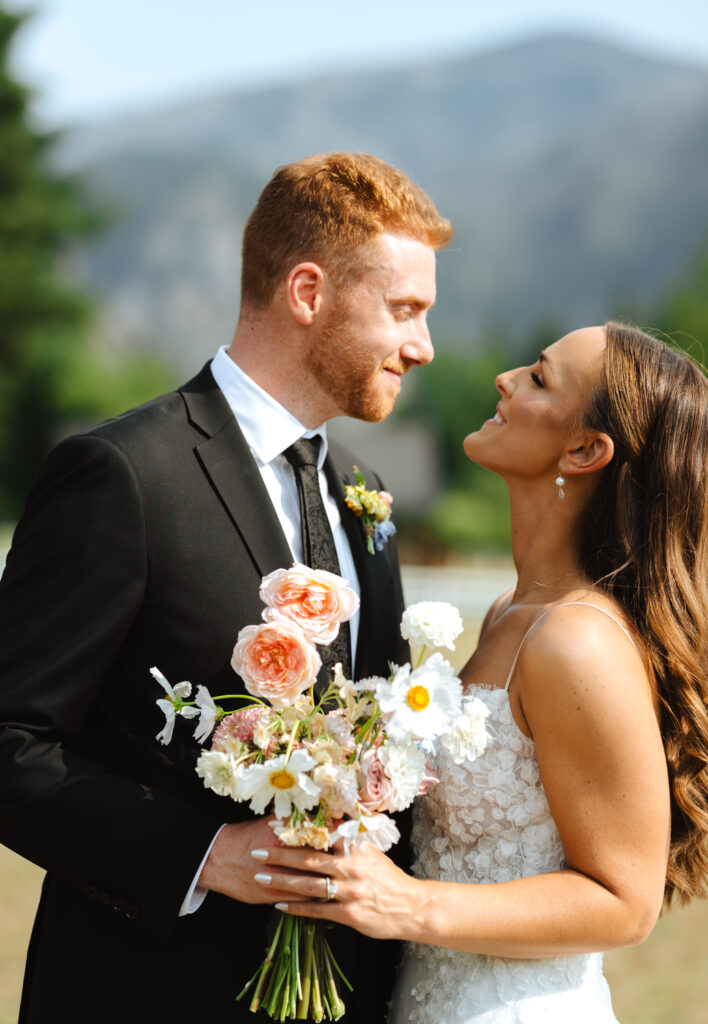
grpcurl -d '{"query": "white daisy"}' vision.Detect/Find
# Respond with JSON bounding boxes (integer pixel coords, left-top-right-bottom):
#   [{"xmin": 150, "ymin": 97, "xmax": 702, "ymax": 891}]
[
  {"xmin": 192, "ymin": 685, "xmax": 219, "ymax": 745},
  {"xmin": 332, "ymin": 813, "xmax": 400, "ymax": 855},
  {"xmin": 234, "ymin": 750, "xmax": 321, "ymax": 818},
  {"xmin": 151, "ymin": 666, "xmax": 199, "ymax": 745},
  {"xmin": 377, "ymin": 742, "xmax": 427, "ymax": 811},
  {"xmin": 376, "ymin": 654, "xmax": 462, "ymax": 741}
]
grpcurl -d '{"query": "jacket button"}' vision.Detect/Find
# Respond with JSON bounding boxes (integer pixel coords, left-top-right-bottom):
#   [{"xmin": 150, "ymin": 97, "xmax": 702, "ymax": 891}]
[
  {"xmin": 112, "ymin": 897, "xmax": 127, "ymax": 914},
  {"xmin": 126, "ymin": 905, "xmax": 139, "ymax": 921},
  {"xmin": 85, "ymin": 885, "xmax": 98, "ymax": 899},
  {"xmin": 99, "ymin": 892, "xmax": 111, "ymax": 906}
]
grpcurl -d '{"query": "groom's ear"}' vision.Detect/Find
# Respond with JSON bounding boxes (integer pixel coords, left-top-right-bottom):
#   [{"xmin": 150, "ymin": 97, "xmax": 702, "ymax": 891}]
[
  {"xmin": 559, "ymin": 432, "xmax": 614, "ymax": 477},
  {"xmin": 285, "ymin": 262, "xmax": 326, "ymax": 325}
]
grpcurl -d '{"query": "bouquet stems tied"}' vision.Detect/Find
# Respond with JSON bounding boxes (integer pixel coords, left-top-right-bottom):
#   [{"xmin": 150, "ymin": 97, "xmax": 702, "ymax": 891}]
[{"xmin": 239, "ymin": 912, "xmax": 350, "ymax": 1021}]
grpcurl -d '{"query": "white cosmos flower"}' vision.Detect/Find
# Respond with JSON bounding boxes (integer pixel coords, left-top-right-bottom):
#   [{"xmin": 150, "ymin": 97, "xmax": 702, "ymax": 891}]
[
  {"xmin": 192, "ymin": 685, "xmax": 219, "ymax": 745},
  {"xmin": 401, "ymin": 601, "xmax": 463, "ymax": 652},
  {"xmin": 377, "ymin": 742, "xmax": 427, "ymax": 811},
  {"xmin": 332, "ymin": 813, "xmax": 400, "ymax": 855},
  {"xmin": 234, "ymin": 750, "xmax": 321, "ymax": 818},
  {"xmin": 195, "ymin": 749, "xmax": 242, "ymax": 798},
  {"xmin": 151, "ymin": 666, "xmax": 199, "ymax": 745},
  {"xmin": 440, "ymin": 696, "xmax": 491, "ymax": 765},
  {"xmin": 376, "ymin": 654, "xmax": 462, "ymax": 742}
]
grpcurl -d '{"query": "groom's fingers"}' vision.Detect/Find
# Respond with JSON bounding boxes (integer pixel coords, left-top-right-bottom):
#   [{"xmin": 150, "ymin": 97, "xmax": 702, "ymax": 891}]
[{"xmin": 198, "ymin": 817, "xmax": 304, "ymax": 904}]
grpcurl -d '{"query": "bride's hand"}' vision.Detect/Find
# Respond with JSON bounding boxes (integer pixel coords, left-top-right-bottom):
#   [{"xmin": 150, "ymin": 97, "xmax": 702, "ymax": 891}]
[{"xmin": 250, "ymin": 840, "xmax": 422, "ymax": 941}]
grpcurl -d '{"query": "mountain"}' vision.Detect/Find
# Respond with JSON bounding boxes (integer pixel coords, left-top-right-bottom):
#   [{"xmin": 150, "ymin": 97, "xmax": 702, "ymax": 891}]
[{"xmin": 56, "ymin": 33, "xmax": 708, "ymax": 371}]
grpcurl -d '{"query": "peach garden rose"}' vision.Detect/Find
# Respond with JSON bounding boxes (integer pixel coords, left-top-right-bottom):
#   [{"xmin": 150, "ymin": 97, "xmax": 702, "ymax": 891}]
[
  {"xmin": 259, "ymin": 563, "xmax": 359, "ymax": 645},
  {"xmin": 230, "ymin": 620, "xmax": 321, "ymax": 708}
]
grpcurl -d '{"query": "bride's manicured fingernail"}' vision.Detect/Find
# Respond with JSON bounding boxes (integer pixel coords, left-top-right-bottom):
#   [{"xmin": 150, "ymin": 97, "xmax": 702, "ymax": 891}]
[
  {"xmin": 275, "ymin": 903, "xmax": 289, "ymax": 911},
  {"xmin": 251, "ymin": 849, "xmax": 269, "ymax": 861},
  {"xmin": 254, "ymin": 873, "xmax": 272, "ymax": 885}
]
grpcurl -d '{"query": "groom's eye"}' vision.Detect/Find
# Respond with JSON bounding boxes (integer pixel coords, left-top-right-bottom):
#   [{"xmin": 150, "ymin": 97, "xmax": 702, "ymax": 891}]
[
  {"xmin": 530, "ymin": 371, "xmax": 544, "ymax": 388},
  {"xmin": 392, "ymin": 306, "xmax": 413, "ymax": 320}
]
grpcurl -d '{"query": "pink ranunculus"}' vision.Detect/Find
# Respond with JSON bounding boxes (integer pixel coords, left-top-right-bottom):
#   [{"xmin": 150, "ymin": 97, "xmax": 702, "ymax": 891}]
[
  {"xmin": 259, "ymin": 564, "xmax": 360, "ymax": 646},
  {"xmin": 231, "ymin": 621, "xmax": 321, "ymax": 709},
  {"xmin": 358, "ymin": 748, "xmax": 395, "ymax": 813},
  {"xmin": 212, "ymin": 706, "xmax": 264, "ymax": 748}
]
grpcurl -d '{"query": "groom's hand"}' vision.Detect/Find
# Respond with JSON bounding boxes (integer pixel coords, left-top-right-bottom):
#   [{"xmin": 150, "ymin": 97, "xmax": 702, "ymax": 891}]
[{"xmin": 197, "ymin": 818, "xmax": 310, "ymax": 905}]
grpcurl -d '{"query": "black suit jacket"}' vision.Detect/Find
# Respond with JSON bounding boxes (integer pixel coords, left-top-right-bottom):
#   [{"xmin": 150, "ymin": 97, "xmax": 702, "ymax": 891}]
[{"xmin": 0, "ymin": 364, "xmax": 410, "ymax": 1023}]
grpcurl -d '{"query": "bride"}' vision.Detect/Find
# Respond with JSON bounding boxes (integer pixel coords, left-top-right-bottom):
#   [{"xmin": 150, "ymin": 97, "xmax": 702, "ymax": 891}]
[{"xmin": 252, "ymin": 322, "xmax": 708, "ymax": 1022}]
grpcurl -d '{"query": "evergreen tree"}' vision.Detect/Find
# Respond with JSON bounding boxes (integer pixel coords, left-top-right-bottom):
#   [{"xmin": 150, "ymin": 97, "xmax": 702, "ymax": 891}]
[
  {"xmin": 655, "ymin": 244, "xmax": 708, "ymax": 369},
  {"xmin": 0, "ymin": 7, "xmax": 96, "ymax": 516}
]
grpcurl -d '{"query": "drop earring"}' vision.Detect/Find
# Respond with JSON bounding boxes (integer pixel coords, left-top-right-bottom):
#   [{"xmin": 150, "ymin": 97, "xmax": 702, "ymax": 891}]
[{"xmin": 555, "ymin": 475, "xmax": 566, "ymax": 499}]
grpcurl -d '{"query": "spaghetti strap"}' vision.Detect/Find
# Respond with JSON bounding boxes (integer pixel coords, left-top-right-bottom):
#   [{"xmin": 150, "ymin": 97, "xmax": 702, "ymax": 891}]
[{"xmin": 503, "ymin": 600, "xmax": 639, "ymax": 691}]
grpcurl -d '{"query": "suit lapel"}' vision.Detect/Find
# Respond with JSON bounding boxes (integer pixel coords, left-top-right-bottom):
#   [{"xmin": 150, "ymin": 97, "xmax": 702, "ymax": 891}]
[
  {"xmin": 180, "ymin": 367, "xmax": 400, "ymax": 679},
  {"xmin": 180, "ymin": 364, "xmax": 293, "ymax": 578}
]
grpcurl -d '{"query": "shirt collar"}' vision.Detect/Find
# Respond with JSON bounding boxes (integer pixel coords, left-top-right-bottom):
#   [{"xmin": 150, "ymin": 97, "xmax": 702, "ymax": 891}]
[{"xmin": 210, "ymin": 346, "xmax": 328, "ymax": 468}]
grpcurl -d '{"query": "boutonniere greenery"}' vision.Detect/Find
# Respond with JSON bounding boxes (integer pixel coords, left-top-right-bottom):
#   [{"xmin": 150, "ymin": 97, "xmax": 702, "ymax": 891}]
[{"xmin": 344, "ymin": 466, "xmax": 396, "ymax": 555}]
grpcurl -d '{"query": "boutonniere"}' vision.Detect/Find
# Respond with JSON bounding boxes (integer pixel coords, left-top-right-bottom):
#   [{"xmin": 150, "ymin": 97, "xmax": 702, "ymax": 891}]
[{"xmin": 344, "ymin": 466, "xmax": 396, "ymax": 555}]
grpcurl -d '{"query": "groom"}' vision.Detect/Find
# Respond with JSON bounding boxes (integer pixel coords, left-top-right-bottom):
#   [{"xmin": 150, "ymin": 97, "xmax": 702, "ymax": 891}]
[{"xmin": 0, "ymin": 153, "xmax": 451, "ymax": 1022}]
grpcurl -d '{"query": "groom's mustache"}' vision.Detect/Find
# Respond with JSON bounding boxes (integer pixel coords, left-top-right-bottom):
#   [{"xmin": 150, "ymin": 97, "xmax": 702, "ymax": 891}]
[{"xmin": 383, "ymin": 359, "xmax": 414, "ymax": 376}]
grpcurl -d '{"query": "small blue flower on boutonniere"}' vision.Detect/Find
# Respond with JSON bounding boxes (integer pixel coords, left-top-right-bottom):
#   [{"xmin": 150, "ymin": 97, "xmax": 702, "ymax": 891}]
[{"xmin": 344, "ymin": 466, "xmax": 396, "ymax": 555}]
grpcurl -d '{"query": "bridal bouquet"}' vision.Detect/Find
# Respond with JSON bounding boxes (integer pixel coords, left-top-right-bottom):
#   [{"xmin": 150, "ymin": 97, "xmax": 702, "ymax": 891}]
[{"xmin": 153, "ymin": 565, "xmax": 489, "ymax": 1022}]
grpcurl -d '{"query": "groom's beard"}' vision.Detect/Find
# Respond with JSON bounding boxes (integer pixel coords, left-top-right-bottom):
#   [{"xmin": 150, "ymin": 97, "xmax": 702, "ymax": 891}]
[{"xmin": 306, "ymin": 307, "xmax": 410, "ymax": 423}]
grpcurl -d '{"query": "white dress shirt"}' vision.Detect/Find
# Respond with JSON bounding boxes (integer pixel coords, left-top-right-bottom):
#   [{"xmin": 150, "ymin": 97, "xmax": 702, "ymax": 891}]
[{"xmin": 179, "ymin": 347, "xmax": 361, "ymax": 915}]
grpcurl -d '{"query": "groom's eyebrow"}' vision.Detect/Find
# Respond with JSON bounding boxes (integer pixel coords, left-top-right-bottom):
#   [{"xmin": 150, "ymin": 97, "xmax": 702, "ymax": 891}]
[{"xmin": 539, "ymin": 351, "xmax": 554, "ymax": 372}]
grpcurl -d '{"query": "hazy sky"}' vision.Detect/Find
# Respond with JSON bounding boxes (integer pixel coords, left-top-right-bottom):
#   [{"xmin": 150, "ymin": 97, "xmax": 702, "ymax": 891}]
[{"xmin": 7, "ymin": 0, "xmax": 708, "ymax": 126}]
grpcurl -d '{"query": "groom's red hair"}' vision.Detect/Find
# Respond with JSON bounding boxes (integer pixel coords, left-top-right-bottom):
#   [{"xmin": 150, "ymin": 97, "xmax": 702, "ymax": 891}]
[{"xmin": 240, "ymin": 152, "xmax": 451, "ymax": 310}]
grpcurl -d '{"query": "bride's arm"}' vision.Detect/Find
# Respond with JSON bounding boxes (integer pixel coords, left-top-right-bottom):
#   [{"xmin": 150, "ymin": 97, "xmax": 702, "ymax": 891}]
[{"xmin": 254, "ymin": 605, "xmax": 670, "ymax": 957}]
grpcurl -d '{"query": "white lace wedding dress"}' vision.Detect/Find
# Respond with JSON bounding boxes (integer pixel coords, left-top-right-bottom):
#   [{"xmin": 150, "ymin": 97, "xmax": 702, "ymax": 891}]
[{"xmin": 389, "ymin": 608, "xmax": 624, "ymax": 1023}]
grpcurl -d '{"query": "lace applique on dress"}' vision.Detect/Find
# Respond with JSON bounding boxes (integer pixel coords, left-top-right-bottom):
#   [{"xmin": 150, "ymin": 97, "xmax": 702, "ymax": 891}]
[{"xmin": 388, "ymin": 686, "xmax": 618, "ymax": 1024}]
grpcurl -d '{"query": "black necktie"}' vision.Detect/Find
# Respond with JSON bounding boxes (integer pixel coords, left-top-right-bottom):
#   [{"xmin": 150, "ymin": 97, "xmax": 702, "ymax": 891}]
[{"xmin": 283, "ymin": 437, "xmax": 352, "ymax": 681}]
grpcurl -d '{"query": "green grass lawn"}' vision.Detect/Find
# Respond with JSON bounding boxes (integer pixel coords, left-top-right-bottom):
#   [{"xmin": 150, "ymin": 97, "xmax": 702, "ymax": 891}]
[{"xmin": 1, "ymin": 843, "xmax": 707, "ymax": 1023}]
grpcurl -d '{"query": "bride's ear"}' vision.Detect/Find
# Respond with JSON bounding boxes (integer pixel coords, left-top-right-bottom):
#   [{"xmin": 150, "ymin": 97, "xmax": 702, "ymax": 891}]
[{"xmin": 559, "ymin": 432, "xmax": 614, "ymax": 477}]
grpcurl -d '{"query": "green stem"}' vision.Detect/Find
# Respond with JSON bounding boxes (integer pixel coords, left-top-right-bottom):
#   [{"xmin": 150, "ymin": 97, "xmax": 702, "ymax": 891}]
[
  {"xmin": 249, "ymin": 913, "xmax": 284, "ymax": 1013},
  {"xmin": 296, "ymin": 919, "xmax": 315, "ymax": 1019},
  {"xmin": 310, "ymin": 925, "xmax": 324, "ymax": 1023},
  {"xmin": 263, "ymin": 917, "xmax": 291, "ymax": 1017},
  {"xmin": 415, "ymin": 644, "xmax": 427, "ymax": 669},
  {"xmin": 283, "ymin": 718, "xmax": 301, "ymax": 765},
  {"xmin": 322, "ymin": 940, "xmax": 346, "ymax": 1019},
  {"xmin": 213, "ymin": 694, "xmax": 267, "ymax": 704},
  {"xmin": 323, "ymin": 936, "xmax": 353, "ymax": 993},
  {"xmin": 292, "ymin": 917, "xmax": 301, "ymax": 1001}
]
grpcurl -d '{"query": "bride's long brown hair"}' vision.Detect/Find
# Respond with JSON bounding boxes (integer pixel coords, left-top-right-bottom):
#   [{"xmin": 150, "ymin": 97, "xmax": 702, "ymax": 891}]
[{"xmin": 580, "ymin": 322, "xmax": 708, "ymax": 905}]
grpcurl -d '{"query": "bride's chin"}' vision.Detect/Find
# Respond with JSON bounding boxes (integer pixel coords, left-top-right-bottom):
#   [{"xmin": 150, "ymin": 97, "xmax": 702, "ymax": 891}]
[{"xmin": 462, "ymin": 430, "xmax": 482, "ymax": 459}]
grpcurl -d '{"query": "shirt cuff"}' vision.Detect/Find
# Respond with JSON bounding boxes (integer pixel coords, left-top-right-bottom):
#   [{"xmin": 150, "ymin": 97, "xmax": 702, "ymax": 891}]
[{"xmin": 178, "ymin": 823, "xmax": 228, "ymax": 917}]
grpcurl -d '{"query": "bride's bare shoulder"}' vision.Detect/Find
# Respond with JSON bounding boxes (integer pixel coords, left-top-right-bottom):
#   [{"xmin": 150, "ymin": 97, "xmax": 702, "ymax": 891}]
[{"xmin": 516, "ymin": 596, "xmax": 651, "ymax": 716}]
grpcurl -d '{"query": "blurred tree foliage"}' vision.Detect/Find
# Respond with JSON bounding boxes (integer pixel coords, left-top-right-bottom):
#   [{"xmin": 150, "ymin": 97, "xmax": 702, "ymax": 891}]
[
  {"xmin": 654, "ymin": 244, "xmax": 708, "ymax": 368},
  {"xmin": 0, "ymin": 8, "xmax": 175, "ymax": 519},
  {"xmin": 398, "ymin": 325, "xmax": 567, "ymax": 556},
  {"xmin": 398, "ymin": 347, "xmax": 511, "ymax": 554}
]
